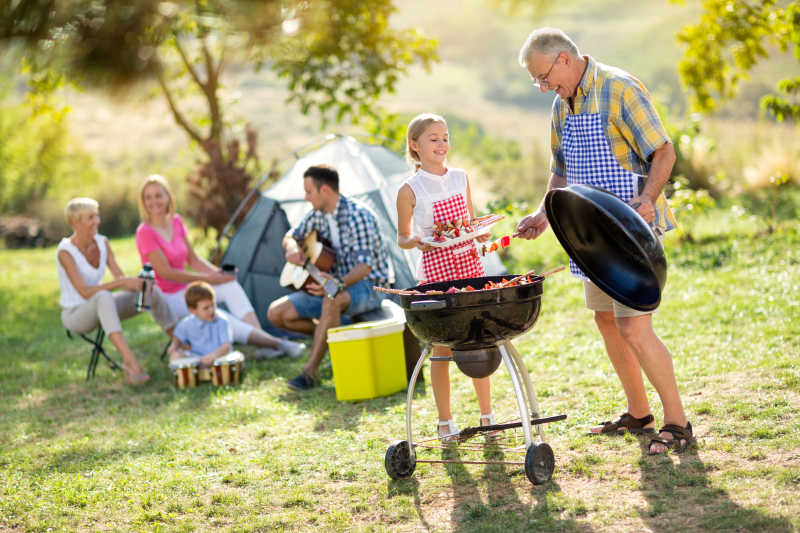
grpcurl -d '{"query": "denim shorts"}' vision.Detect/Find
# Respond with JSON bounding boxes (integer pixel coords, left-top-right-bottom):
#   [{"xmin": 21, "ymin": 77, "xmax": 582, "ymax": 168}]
[{"xmin": 287, "ymin": 279, "xmax": 384, "ymax": 325}]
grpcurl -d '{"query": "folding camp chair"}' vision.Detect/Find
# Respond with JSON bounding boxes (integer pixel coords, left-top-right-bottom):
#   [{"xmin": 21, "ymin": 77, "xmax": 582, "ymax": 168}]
[
  {"xmin": 160, "ymin": 339, "xmax": 171, "ymax": 361},
  {"xmin": 66, "ymin": 327, "xmax": 122, "ymax": 380}
]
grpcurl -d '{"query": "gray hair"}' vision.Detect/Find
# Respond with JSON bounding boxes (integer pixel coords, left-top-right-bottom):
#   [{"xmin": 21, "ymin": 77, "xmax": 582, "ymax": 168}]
[
  {"xmin": 65, "ymin": 197, "xmax": 99, "ymax": 225},
  {"xmin": 518, "ymin": 27, "xmax": 580, "ymax": 67}
]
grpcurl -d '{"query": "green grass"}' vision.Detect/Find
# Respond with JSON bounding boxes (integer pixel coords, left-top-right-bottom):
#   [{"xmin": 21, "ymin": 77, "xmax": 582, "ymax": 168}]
[{"xmin": 1, "ymin": 196, "xmax": 799, "ymax": 531}]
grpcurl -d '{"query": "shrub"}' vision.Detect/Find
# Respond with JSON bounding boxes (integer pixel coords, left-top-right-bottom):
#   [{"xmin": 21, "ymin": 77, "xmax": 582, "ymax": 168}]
[{"xmin": 0, "ymin": 89, "xmax": 103, "ymax": 239}]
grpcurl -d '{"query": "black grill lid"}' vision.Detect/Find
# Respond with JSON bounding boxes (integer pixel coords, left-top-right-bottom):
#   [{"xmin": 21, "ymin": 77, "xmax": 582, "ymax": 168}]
[{"xmin": 544, "ymin": 184, "xmax": 667, "ymax": 311}]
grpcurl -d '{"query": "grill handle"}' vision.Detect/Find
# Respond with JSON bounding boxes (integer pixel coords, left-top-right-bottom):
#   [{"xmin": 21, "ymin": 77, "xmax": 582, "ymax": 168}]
[{"xmin": 409, "ymin": 300, "xmax": 446, "ymax": 311}]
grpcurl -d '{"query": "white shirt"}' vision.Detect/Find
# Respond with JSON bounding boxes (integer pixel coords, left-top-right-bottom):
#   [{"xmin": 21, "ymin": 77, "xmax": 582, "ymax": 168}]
[
  {"xmin": 324, "ymin": 212, "xmax": 341, "ymax": 251},
  {"xmin": 57, "ymin": 234, "xmax": 108, "ymax": 308},
  {"xmin": 404, "ymin": 167, "xmax": 468, "ymax": 239}
]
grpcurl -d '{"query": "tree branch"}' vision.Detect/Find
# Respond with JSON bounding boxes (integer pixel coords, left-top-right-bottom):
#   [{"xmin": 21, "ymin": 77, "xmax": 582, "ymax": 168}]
[
  {"xmin": 201, "ymin": 34, "xmax": 223, "ymax": 144},
  {"xmin": 172, "ymin": 32, "xmax": 206, "ymax": 92},
  {"xmin": 156, "ymin": 66, "xmax": 205, "ymax": 145}
]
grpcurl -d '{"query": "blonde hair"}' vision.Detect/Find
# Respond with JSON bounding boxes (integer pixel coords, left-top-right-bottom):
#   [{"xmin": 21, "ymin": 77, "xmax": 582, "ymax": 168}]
[
  {"xmin": 185, "ymin": 281, "xmax": 216, "ymax": 309},
  {"xmin": 406, "ymin": 113, "xmax": 448, "ymax": 169},
  {"xmin": 138, "ymin": 174, "xmax": 176, "ymax": 224},
  {"xmin": 65, "ymin": 197, "xmax": 99, "ymax": 226},
  {"xmin": 518, "ymin": 27, "xmax": 580, "ymax": 68}
]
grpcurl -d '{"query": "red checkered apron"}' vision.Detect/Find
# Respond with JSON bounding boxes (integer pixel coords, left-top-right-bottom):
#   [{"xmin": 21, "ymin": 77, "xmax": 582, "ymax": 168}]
[{"xmin": 421, "ymin": 193, "xmax": 485, "ymax": 283}]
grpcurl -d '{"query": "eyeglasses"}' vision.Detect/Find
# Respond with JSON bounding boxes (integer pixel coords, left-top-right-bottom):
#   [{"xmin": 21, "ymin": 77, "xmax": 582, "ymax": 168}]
[{"xmin": 531, "ymin": 54, "xmax": 560, "ymax": 88}]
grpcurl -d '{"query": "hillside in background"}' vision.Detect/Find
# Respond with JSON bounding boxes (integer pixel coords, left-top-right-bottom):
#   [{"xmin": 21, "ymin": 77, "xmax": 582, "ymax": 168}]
[{"xmin": 17, "ymin": 0, "xmax": 798, "ymax": 220}]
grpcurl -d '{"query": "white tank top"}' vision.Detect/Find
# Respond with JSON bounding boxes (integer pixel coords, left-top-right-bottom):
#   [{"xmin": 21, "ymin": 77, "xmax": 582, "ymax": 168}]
[
  {"xmin": 404, "ymin": 167, "xmax": 468, "ymax": 239},
  {"xmin": 57, "ymin": 234, "xmax": 108, "ymax": 308}
]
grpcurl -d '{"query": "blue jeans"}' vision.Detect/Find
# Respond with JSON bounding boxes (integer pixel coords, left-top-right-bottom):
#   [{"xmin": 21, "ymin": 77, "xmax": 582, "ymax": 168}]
[{"xmin": 287, "ymin": 279, "xmax": 383, "ymax": 325}]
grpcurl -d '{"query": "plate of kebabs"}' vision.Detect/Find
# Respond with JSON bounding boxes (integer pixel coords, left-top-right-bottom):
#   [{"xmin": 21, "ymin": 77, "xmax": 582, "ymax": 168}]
[{"xmin": 421, "ymin": 214, "xmax": 505, "ymax": 248}]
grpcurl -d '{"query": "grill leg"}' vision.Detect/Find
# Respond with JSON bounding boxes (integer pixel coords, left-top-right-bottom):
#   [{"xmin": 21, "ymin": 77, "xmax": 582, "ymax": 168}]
[
  {"xmin": 499, "ymin": 343, "xmax": 532, "ymax": 448},
  {"xmin": 505, "ymin": 341, "xmax": 545, "ymax": 442},
  {"xmin": 405, "ymin": 343, "xmax": 432, "ymax": 460}
]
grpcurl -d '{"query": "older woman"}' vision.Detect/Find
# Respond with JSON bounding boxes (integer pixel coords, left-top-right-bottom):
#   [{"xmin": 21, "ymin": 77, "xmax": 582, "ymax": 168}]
[
  {"xmin": 135, "ymin": 175, "xmax": 303, "ymax": 358},
  {"xmin": 57, "ymin": 198, "xmax": 177, "ymax": 385}
]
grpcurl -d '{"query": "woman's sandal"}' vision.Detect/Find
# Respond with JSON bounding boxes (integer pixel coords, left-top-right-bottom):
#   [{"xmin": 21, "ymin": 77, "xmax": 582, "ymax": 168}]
[
  {"xmin": 648, "ymin": 421, "xmax": 695, "ymax": 455},
  {"xmin": 590, "ymin": 412, "xmax": 656, "ymax": 435},
  {"xmin": 437, "ymin": 420, "xmax": 459, "ymax": 443},
  {"xmin": 480, "ymin": 413, "xmax": 499, "ymax": 437}
]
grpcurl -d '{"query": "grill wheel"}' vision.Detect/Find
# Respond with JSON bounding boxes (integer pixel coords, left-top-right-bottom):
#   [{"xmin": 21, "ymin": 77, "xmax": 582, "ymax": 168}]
[
  {"xmin": 525, "ymin": 442, "xmax": 555, "ymax": 484},
  {"xmin": 385, "ymin": 440, "xmax": 416, "ymax": 480}
]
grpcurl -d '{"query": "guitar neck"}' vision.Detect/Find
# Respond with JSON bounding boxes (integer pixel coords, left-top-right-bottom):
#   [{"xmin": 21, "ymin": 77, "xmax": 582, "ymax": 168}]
[{"xmin": 305, "ymin": 262, "xmax": 327, "ymax": 285}]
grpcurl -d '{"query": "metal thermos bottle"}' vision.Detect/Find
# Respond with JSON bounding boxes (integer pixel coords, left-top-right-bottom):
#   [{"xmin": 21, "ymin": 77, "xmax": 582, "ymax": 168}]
[{"xmin": 136, "ymin": 263, "xmax": 155, "ymax": 312}]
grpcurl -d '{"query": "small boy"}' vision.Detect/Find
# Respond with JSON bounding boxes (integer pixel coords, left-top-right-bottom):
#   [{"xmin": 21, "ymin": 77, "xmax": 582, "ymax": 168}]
[{"xmin": 169, "ymin": 281, "xmax": 233, "ymax": 368}]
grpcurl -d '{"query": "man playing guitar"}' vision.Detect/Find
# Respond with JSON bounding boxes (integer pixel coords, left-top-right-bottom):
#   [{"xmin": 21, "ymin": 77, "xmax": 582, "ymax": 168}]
[{"xmin": 267, "ymin": 164, "xmax": 392, "ymax": 391}]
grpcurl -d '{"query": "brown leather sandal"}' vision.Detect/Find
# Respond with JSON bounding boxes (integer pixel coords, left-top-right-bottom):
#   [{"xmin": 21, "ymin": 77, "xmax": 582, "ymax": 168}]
[
  {"xmin": 592, "ymin": 412, "xmax": 656, "ymax": 435},
  {"xmin": 648, "ymin": 422, "xmax": 695, "ymax": 454}
]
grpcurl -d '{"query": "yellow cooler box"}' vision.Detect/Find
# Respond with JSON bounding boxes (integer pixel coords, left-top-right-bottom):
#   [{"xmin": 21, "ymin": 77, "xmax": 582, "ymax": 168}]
[{"xmin": 327, "ymin": 317, "xmax": 407, "ymax": 401}]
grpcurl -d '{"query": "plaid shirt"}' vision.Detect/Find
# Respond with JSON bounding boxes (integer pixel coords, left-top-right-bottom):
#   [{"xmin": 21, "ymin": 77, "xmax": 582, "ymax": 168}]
[
  {"xmin": 291, "ymin": 195, "xmax": 391, "ymax": 287},
  {"xmin": 550, "ymin": 56, "xmax": 677, "ymax": 231}
]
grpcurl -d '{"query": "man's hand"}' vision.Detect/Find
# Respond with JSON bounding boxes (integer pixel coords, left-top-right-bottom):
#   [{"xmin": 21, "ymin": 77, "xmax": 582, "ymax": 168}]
[
  {"xmin": 515, "ymin": 210, "xmax": 549, "ymax": 240},
  {"xmin": 305, "ymin": 280, "xmax": 325, "ymax": 297},
  {"xmin": 286, "ymin": 247, "xmax": 306, "ymax": 266},
  {"xmin": 630, "ymin": 194, "xmax": 655, "ymax": 224}
]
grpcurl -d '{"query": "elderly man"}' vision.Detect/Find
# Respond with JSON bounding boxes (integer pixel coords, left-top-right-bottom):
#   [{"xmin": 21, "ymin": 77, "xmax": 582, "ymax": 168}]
[
  {"xmin": 268, "ymin": 164, "xmax": 390, "ymax": 391},
  {"xmin": 515, "ymin": 28, "xmax": 692, "ymax": 455}
]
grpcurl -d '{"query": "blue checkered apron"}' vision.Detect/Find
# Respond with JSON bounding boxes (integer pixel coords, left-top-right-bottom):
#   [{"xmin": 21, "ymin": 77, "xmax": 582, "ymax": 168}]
[{"xmin": 563, "ymin": 65, "xmax": 640, "ymax": 279}]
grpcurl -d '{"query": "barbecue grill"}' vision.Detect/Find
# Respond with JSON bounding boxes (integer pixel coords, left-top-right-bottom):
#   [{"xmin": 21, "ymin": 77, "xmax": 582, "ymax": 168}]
[
  {"xmin": 384, "ymin": 274, "xmax": 566, "ymax": 485},
  {"xmin": 384, "ymin": 185, "xmax": 669, "ymax": 485}
]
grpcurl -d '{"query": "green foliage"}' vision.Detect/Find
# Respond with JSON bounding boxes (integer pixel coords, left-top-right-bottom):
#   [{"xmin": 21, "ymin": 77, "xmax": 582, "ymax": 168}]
[
  {"xmin": 0, "ymin": 90, "xmax": 99, "ymax": 225},
  {"xmin": 761, "ymin": 75, "xmax": 800, "ymax": 122},
  {"xmin": 663, "ymin": 114, "xmax": 717, "ymax": 193},
  {"xmin": 274, "ymin": 1, "xmax": 438, "ymax": 128},
  {"xmin": 94, "ymin": 183, "xmax": 143, "ymax": 239},
  {"xmin": 766, "ymin": 172, "xmax": 792, "ymax": 232},
  {"xmin": 669, "ymin": 176, "xmax": 717, "ymax": 242},
  {"xmin": 675, "ymin": 0, "xmax": 800, "ymax": 123}
]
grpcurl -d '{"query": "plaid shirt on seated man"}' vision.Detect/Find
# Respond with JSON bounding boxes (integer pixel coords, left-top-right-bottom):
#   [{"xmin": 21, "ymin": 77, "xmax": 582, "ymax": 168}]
[{"xmin": 292, "ymin": 194, "xmax": 392, "ymax": 288}]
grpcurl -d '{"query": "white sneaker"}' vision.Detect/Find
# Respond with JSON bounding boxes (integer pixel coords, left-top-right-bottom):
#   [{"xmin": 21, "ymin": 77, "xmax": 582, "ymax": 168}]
[
  {"xmin": 437, "ymin": 420, "xmax": 459, "ymax": 442},
  {"xmin": 280, "ymin": 340, "xmax": 305, "ymax": 359},
  {"xmin": 254, "ymin": 347, "xmax": 283, "ymax": 359}
]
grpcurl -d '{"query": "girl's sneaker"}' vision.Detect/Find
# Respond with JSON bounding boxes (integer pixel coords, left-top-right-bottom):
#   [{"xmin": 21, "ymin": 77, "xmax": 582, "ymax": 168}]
[{"xmin": 437, "ymin": 420, "xmax": 459, "ymax": 443}]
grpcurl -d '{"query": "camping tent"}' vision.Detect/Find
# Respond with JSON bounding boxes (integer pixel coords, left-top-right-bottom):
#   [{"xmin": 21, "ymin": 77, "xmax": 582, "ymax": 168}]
[{"xmin": 221, "ymin": 134, "xmax": 505, "ymax": 333}]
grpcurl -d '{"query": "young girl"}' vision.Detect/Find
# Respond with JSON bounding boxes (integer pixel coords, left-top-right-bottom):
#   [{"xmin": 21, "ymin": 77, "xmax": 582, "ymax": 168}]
[{"xmin": 396, "ymin": 113, "xmax": 494, "ymax": 441}]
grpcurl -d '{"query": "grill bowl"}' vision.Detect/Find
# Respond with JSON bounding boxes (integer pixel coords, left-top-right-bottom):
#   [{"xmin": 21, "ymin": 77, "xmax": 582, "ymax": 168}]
[{"xmin": 400, "ymin": 275, "xmax": 543, "ymax": 350}]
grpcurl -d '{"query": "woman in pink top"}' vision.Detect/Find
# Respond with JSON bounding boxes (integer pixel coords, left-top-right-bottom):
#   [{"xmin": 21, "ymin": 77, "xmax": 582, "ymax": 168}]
[{"xmin": 135, "ymin": 175, "xmax": 304, "ymax": 359}]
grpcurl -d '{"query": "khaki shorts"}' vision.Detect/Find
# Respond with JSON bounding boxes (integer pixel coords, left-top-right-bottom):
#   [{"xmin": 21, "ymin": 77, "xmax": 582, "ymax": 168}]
[{"xmin": 583, "ymin": 280, "xmax": 652, "ymax": 318}]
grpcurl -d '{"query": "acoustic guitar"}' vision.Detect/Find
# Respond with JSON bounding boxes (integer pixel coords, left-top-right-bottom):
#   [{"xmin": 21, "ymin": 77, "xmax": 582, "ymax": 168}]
[{"xmin": 279, "ymin": 230, "xmax": 340, "ymax": 298}]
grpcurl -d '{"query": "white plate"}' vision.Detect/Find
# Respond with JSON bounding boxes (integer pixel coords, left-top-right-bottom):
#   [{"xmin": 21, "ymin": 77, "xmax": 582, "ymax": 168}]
[{"xmin": 421, "ymin": 223, "xmax": 494, "ymax": 248}]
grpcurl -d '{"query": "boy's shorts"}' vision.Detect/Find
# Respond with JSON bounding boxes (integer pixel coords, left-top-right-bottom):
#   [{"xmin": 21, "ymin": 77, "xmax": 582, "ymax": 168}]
[{"xmin": 287, "ymin": 279, "xmax": 384, "ymax": 325}]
